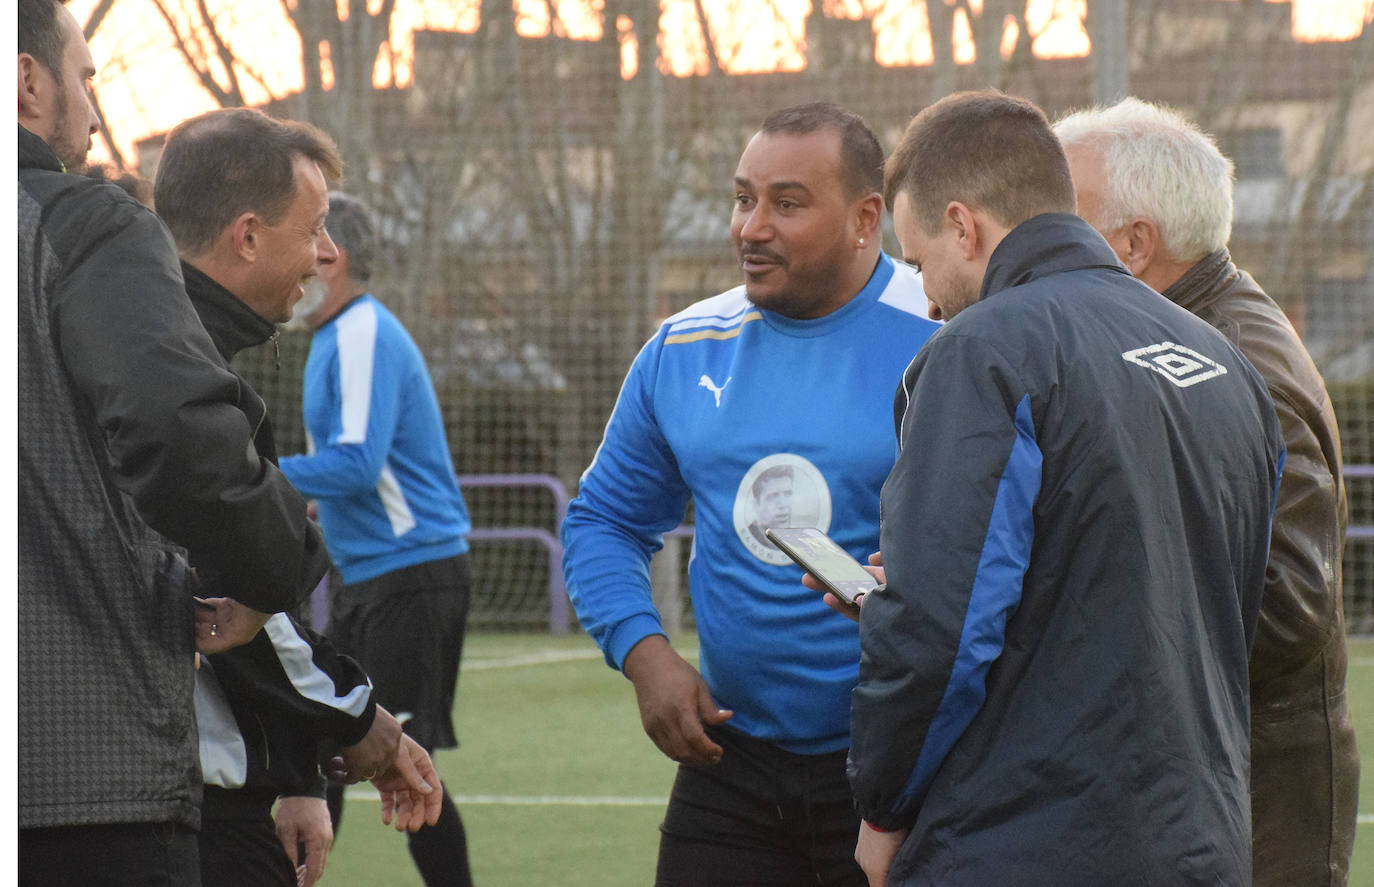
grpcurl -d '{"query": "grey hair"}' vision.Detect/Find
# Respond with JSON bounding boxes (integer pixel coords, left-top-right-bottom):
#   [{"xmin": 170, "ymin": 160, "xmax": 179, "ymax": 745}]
[
  {"xmin": 1054, "ymin": 97, "xmax": 1234, "ymax": 262},
  {"xmin": 326, "ymin": 191, "xmax": 378, "ymax": 283}
]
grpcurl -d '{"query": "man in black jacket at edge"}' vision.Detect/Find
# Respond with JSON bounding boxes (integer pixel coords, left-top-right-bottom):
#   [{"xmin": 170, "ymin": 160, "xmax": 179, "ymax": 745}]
[
  {"xmin": 18, "ymin": 0, "xmax": 326, "ymax": 883},
  {"xmin": 842, "ymin": 91, "xmax": 1284, "ymax": 886},
  {"xmin": 19, "ymin": 6, "xmax": 439, "ymax": 884},
  {"xmin": 149, "ymin": 108, "xmax": 445, "ymax": 887}
]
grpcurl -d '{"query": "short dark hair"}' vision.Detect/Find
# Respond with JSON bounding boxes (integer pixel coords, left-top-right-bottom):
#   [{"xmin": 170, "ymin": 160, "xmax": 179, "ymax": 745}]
[
  {"xmin": 325, "ymin": 192, "xmax": 378, "ymax": 283},
  {"xmin": 885, "ymin": 90, "xmax": 1075, "ymax": 234},
  {"xmin": 154, "ymin": 108, "xmax": 343, "ymax": 255},
  {"xmin": 759, "ymin": 102, "xmax": 884, "ymax": 200},
  {"xmin": 19, "ymin": 0, "xmax": 67, "ymax": 76},
  {"xmin": 752, "ymin": 464, "xmax": 794, "ymax": 499}
]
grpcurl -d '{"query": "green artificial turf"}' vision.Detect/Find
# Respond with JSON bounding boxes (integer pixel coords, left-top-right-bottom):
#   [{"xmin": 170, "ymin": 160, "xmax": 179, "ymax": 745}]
[{"xmin": 320, "ymin": 633, "xmax": 1374, "ymax": 886}]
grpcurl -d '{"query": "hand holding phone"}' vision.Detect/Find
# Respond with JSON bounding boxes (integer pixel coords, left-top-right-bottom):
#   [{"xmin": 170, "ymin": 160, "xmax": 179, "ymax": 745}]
[{"xmin": 765, "ymin": 527, "xmax": 881, "ymax": 616}]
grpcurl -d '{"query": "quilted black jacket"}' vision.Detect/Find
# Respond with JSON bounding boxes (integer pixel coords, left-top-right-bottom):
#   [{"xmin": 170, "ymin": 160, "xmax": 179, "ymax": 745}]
[{"xmin": 18, "ymin": 125, "xmax": 327, "ymax": 829}]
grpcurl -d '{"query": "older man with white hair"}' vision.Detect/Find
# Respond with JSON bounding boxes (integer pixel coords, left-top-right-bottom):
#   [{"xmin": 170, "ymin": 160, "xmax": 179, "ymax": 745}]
[{"xmin": 1055, "ymin": 97, "xmax": 1357, "ymax": 887}]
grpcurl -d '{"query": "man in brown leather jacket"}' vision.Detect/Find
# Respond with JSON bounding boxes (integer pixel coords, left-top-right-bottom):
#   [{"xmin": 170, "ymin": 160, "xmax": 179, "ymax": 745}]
[{"xmin": 1056, "ymin": 98, "xmax": 1358, "ymax": 887}]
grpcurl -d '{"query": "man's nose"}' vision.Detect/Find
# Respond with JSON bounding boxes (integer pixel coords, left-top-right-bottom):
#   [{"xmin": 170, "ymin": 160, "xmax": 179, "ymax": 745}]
[
  {"xmin": 739, "ymin": 205, "xmax": 773, "ymax": 242},
  {"xmin": 317, "ymin": 230, "xmax": 339, "ymax": 265},
  {"xmin": 86, "ymin": 90, "xmax": 101, "ymax": 135}
]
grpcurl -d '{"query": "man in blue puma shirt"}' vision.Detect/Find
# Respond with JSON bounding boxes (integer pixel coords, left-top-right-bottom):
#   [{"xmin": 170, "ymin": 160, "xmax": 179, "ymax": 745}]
[{"xmin": 561, "ymin": 102, "xmax": 939, "ymax": 886}]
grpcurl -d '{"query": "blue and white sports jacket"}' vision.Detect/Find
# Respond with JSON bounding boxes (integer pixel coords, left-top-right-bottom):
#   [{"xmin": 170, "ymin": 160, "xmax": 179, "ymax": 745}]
[
  {"xmin": 280, "ymin": 295, "xmax": 470, "ymax": 585},
  {"xmin": 562, "ymin": 254, "xmax": 938, "ymax": 754}
]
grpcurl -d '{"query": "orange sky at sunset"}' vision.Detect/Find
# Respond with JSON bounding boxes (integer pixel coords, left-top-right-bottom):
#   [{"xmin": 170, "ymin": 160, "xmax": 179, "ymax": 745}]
[{"xmin": 71, "ymin": 0, "xmax": 1371, "ymax": 168}]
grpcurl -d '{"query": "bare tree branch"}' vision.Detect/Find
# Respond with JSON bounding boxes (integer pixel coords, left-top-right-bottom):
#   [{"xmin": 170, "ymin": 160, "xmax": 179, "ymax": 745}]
[
  {"xmin": 82, "ymin": 0, "xmax": 120, "ymax": 40},
  {"xmin": 149, "ymin": 0, "xmax": 243, "ymax": 106},
  {"xmin": 691, "ymin": 0, "xmax": 727, "ymax": 75},
  {"xmin": 195, "ymin": 0, "xmax": 248, "ymax": 105}
]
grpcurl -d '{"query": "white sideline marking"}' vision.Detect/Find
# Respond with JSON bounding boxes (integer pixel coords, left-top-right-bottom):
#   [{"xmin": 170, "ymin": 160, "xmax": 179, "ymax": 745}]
[
  {"xmin": 375, "ymin": 646, "xmax": 1374, "ymax": 820},
  {"xmin": 341, "ymin": 793, "xmax": 1374, "ymax": 820},
  {"xmin": 463, "ymin": 649, "xmax": 603, "ymax": 671},
  {"xmin": 454, "ymin": 794, "xmax": 667, "ymax": 807},
  {"xmin": 343, "ymin": 788, "xmax": 665, "ymax": 806},
  {"xmin": 344, "ymin": 644, "xmax": 693, "ymax": 808},
  {"xmin": 464, "ymin": 646, "xmax": 699, "ymax": 671},
  {"xmin": 343, "ymin": 789, "xmax": 1374, "ymax": 821}
]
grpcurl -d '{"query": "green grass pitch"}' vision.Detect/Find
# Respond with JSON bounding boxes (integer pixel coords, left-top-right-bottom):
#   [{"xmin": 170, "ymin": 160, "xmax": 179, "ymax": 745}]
[{"xmin": 318, "ymin": 634, "xmax": 1374, "ymax": 886}]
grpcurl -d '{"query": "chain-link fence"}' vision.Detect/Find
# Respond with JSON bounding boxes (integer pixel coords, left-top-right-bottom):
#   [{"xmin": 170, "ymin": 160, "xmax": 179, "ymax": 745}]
[{"xmin": 230, "ymin": 2, "xmax": 1372, "ymax": 633}]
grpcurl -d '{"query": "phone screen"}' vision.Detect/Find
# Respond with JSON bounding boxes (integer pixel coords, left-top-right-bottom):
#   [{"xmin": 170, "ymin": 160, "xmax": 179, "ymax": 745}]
[{"xmin": 764, "ymin": 527, "xmax": 877, "ymax": 609}]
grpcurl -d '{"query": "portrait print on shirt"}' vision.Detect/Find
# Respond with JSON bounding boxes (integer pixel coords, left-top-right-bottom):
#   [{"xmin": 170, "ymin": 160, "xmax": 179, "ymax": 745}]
[{"xmin": 734, "ymin": 453, "xmax": 832, "ymax": 565}]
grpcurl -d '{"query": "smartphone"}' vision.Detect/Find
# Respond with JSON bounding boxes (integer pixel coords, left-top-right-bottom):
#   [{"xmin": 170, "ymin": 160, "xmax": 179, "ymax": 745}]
[{"xmin": 764, "ymin": 527, "xmax": 879, "ymax": 612}]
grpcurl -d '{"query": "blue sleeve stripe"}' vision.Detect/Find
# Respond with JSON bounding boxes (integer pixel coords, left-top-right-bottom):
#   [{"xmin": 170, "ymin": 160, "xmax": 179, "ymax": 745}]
[
  {"xmin": 896, "ymin": 395, "xmax": 1041, "ymax": 812},
  {"xmin": 1271, "ymin": 447, "xmax": 1285, "ymax": 520},
  {"xmin": 1264, "ymin": 446, "xmax": 1285, "ymax": 563}
]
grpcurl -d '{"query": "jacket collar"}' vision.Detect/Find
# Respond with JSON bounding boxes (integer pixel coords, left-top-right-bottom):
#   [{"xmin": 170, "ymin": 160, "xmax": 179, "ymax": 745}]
[
  {"xmin": 1160, "ymin": 249, "xmax": 1236, "ymax": 314},
  {"xmin": 980, "ymin": 212, "xmax": 1131, "ymax": 303},
  {"xmin": 180, "ymin": 261, "xmax": 278, "ymax": 361},
  {"xmin": 19, "ymin": 124, "xmax": 63, "ymax": 172}
]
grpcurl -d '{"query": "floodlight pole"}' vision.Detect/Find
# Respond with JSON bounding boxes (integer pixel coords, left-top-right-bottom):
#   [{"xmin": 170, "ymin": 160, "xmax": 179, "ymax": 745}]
[{"xmin": 1091, "ymin": 0, "xmax": 1130, "ymax": 105}]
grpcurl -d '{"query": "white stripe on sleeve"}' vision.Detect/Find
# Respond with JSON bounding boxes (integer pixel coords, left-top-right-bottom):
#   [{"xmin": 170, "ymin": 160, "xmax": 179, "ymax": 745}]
[
  {"xmin": 264, "ymin": 613, "xmax": 373, "ymax": 717},
  {"xmin": 336, "ymin": 301, "xmax": 379, "ymax": 445},
  {"xmin": 377, "ymin": 463, "xmax": 418, "ymax": 537}
]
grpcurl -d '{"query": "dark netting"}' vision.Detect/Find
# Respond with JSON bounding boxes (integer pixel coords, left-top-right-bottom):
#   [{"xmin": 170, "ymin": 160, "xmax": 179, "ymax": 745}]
[{"xmin": 225, "ymin": 2, "xmax": 1371, "ymax": 633}]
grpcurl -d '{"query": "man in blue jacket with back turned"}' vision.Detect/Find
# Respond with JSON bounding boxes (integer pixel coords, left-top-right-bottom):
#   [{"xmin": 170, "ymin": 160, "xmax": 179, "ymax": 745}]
[{"xmin": 848, "ymin": 90, "xmax": 1284, "ymax": 887}]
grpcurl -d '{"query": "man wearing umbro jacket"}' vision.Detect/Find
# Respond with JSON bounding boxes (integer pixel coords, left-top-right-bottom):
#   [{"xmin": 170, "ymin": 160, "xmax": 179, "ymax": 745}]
[{"xmin": 846, "ymin": 91, "xmax": 1284, "ymax": 887}]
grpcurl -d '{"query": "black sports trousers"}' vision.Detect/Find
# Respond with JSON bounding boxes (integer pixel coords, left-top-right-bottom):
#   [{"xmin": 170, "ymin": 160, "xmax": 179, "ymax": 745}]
[
  {"xmin": 20, "ymin": 822, "xmax": 201, "ymax": 886},
  {"xmin": 655, "ymin": 724, "xmax": 867, "ymax": 887},
  {"xmin": 327, "ymin": 551, "xmax": 472, "ymax": 752},
  {"xmin": 199, "ymin": 812, "xmax": 297, "ymax": 887}
]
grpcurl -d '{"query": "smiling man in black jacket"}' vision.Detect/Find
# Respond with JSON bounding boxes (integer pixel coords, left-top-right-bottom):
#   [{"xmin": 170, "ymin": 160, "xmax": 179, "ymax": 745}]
[
  {"xmin": 17, "ymin": 1, "xmax": 331, "ymax": 883},
  {"xmin": 149, "ymin": 108, "xmax": 444, "ymax": 887}
]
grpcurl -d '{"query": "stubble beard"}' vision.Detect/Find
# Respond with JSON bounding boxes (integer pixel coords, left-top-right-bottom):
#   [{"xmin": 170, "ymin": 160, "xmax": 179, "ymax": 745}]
[
  {"xmin": 49, "ymin": 83, "xmax": 88, "ymax": 174},
  {"xmin": 745, "ymin": 247, "xmax": 850, "ymax": 320}
]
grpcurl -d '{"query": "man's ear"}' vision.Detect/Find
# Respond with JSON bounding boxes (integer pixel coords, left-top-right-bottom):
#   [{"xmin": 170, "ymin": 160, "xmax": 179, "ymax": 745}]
[
  {"xmin": 853, "ymin": 192, "xmax": 883, "ymax": 245},
  {"xmin": 230, "ymin": 213, "xmax": 261, "ymax": 262},
  {"xmin": 1118, "ymin": 218, "xmax": 1161, "ymax": 278},
  {"xmin": 947, "ymin": 201, "xmax": 980, "ymax": 260},
  {"xmin": 18, "ymin": 53, "xmax": 47, "ymax": 124}
]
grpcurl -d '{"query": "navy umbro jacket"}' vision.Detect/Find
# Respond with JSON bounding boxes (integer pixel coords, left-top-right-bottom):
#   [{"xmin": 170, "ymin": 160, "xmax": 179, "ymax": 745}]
[{"xmin": 850, "ymin": 214, "xmax": 1283, "ymax": 886}]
